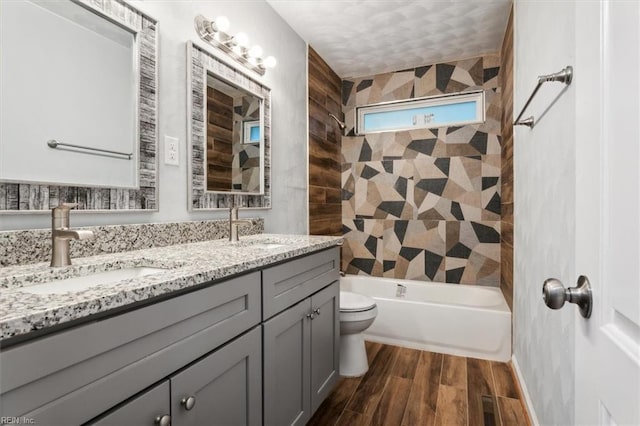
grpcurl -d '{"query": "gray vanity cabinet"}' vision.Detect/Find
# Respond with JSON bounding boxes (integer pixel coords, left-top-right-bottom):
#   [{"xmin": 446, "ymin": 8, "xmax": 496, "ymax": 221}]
[
  {"xmin": 262, "ymin": 277, "xmax": 340, "ymax": 426},
  {"xmin": 0, "ymin": 246, "xmax": 341, "ymax": 426},
  {"xmin": 263, "ymin": 298, "xmax": 312, "ymax": 426},
  {"xmin": 309, "ymin": 282, "xmax": 340, "ymax": 413},
  {"xmin": 171, "ymin": 326, "xmax": 262, "ymax": 426},
  {"xmin": 262, "ymin": 248, "xmax": 341, "ymax": 426},
  {"xmin": 89, "ymin": 327, "xmax": 262, "ymax": 426},
  {"xmin": 0, "ymin": 271, "xmax": 261, "ymax": 425}
]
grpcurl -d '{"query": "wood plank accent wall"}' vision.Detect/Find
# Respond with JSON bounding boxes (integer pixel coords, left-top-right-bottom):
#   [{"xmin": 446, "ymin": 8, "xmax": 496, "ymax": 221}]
[
  {"xmin": 308, "ymin": 46, "xmax": 342, "ymax": 235},
  {"xmin": 500, "ymin": 6, "xmax": 515, "ymax": 310},
  {"xmin": 206, "ymin": 87, "xmax": 234, "ymax": 191}
]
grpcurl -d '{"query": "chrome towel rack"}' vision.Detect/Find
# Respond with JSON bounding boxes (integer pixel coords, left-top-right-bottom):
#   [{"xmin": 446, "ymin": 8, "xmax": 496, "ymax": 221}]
[
  {"xmin": 514, "ymin": 65, "xmax": 573, "ymax": 128},
  {"xmin": 47, "ymin": 139, "xmax": 133, "ymax": 160}
]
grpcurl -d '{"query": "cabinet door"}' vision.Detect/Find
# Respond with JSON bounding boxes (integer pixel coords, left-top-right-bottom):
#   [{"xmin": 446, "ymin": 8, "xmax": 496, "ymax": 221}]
[
  {"xmin": 309, "ymin": 281, "xmax": 340, "ymax": 413},
  {"xmin": 263, "ymin": 298, "xmax": 311, "ymax": 426},
  {"xmin": 87, "ymin": 381, "xmax": 170, "ymax": 426},
  {"xmin": 171, "ymin": 326, "xmax": 262, "ymax": 426}
]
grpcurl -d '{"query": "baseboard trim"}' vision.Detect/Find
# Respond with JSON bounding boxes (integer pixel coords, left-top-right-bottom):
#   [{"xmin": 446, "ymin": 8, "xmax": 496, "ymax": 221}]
[{"xmin": 511, "ymin": 354, "xmax": 540, "ymax": 426}]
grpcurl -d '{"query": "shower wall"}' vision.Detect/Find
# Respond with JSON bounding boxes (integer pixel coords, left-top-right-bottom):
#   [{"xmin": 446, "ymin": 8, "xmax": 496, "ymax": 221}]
[
  {"xmin": 341, "ymin": 54, "xmax": 502, "ymax": 285},
  {"xmin": 500, "ymin": 6, "xmax": 515, "ymax": 309},
  {"xmin": 308, "ymin": 46, "xmax": 342, "ymax": 235}
]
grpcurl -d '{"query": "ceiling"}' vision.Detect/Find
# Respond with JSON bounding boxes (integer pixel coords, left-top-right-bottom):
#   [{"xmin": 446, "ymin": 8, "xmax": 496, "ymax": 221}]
[{"xmin": 266, "ymin": 0, "xmax": 512, "ymax": 78}]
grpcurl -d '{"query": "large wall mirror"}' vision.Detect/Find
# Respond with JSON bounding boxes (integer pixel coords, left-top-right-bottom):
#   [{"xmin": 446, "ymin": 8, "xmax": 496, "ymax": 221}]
[
  {"xmin": 187, "ymin": 42, "xmax": 271, "ymax": 210},
  {"xmin": 0, "ymin": 0, "xmax": 158, "ymax": 212}
]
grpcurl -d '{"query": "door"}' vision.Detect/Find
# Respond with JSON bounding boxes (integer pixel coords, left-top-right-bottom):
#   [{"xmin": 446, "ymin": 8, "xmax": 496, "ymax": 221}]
[
  {"xmin": 171, "ymin": 326, "xmax": 262, "ymax": 426},
  {"xmin": 263, "ymin": 298, "xmax": 312, "ymax": 426},
  {"xmin": 574, "ymin": 1, "xmax": 640, "ymax": 424},
  {"xmin": 310, "ymin": 281, "xmax": 340, "ymax": 413}
]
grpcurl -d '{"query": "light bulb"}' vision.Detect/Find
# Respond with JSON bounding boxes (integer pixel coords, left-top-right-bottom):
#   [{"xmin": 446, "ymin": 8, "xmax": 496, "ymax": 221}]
[
  {"xmin": 214, "ymin": 16, "xmax": 230, "ymax": 32},
  {"xmin": 248, "ymin": 45, "xmax": 263, "ymax": 59},
  {"xmin": 248, "ymin": 56, "xmax": 259, "ymax": 66},
  {"xmin": 235, "ymin": 32, "xmax": 249, "ymax": 48},
  {"xmin": 263, "ymin": 56, "xmax": 277, "ymax": 68}
]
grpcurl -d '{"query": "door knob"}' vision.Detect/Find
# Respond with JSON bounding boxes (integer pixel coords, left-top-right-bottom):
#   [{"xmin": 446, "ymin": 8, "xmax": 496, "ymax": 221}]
[
  {"xmin": 154, "ymin": 415, "xmax": 171, "ymax": 426},
  {"xmin": 181, "ymin": 396, "xmax": 196, "ymax": 411},
  {"xmin": 542, "ymin": 275, "xmax": 592, "ymax": 318}
]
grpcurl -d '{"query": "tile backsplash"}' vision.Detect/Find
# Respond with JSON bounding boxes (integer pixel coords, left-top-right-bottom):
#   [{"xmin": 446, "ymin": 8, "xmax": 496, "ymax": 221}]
[
  {"xmin": 0, "ymin": 219, "xmax": 264, "ymax": 267},
  {"xmin": 341, "ymin": 54, "xmax": 501, "ymax": 285}
]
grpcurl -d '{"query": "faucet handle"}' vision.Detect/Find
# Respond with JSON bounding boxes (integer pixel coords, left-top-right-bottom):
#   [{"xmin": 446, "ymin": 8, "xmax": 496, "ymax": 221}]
[
  {"xmin": 52, "ymin": 203, "xmax": 79, "ymax": 222},
  {"xmin": 52, "ymin": 203, "xmax": 78, "ymax": 212}
]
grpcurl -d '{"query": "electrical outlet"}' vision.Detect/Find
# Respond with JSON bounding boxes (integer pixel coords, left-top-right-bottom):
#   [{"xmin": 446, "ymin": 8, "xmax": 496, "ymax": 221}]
[{"xmin": 164, "ymin": 135, "xmax": 179, "ymax": 166}]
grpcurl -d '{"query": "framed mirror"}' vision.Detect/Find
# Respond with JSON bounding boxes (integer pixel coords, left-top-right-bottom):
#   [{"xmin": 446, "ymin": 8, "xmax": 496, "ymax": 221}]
[
  {"xmin": 205, "ymin": 73, "xmax": 263, "ymax": 194},
  {"xmin": 0, "ymin": 0, "xmax": 158, "ymax": 212},
  {"xmin": 187, "ymin": 41, "xmax": 271, "ymax": 210}
]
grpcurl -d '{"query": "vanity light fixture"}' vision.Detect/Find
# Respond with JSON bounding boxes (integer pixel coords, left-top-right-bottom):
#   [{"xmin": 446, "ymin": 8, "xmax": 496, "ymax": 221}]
[{"xmin": 194, "ymin": 14, "xmax": 276, "ymax": 76}]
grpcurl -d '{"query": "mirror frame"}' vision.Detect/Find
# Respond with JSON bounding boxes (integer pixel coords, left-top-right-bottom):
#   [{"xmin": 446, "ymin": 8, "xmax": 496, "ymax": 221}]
[
  {"xmin": 187, "ymin": 41, "xmax": 271, "ymax": 211},
  {"xmin": 0, "ymin": 0, "xmax": 158, "ymax": 213}
]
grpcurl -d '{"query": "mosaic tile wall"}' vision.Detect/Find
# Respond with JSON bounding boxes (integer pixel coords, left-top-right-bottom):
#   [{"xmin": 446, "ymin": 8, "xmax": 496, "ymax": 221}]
[{"xmin": 341, "ymin": 55, "xmax": 502, "ymax": 285}]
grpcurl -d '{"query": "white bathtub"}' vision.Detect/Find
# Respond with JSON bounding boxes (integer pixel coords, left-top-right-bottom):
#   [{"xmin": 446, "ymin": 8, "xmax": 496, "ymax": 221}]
[{"xmin": 341, "ymin": 275, "xmax": 512, "ymax": 362}]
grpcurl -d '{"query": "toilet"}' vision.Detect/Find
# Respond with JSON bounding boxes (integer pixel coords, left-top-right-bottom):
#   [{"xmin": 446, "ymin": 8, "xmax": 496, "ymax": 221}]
[{"xmin": 339, "ymin": 291, "xmax": 378, "ymax": 377}]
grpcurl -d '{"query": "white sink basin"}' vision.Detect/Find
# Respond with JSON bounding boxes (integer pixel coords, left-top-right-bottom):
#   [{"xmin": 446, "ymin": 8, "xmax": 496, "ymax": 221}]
[
  {"xmin": 249, "ymin": 243, "xmax": 287, "ymax": 250},
  {"xmin": 20, "ymin": 266, "xmax": 168, "ymax": 295}
]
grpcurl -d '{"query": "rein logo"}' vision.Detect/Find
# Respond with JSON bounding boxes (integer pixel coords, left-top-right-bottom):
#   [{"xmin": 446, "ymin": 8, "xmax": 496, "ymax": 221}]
[{"xmin": 0, "ymin": 418, "xmax": 35, "ymax": 424}]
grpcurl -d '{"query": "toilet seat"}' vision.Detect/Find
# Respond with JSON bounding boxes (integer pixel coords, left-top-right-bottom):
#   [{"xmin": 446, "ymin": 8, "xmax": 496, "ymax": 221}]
[{"xmin": 340, "ymin": 291, "xmax": 376, "ymax": 312}]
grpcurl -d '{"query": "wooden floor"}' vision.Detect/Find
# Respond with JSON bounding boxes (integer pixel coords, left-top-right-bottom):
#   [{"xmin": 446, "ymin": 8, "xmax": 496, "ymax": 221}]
[{"xmin": 308, "ymin": 342, "xmax": 529, "ymax": 426}]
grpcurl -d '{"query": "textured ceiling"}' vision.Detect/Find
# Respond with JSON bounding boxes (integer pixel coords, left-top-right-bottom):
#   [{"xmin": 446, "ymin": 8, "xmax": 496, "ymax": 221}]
[{"xmin": 266, "ymin": 0, "xmax": 511, "ymax": 78}]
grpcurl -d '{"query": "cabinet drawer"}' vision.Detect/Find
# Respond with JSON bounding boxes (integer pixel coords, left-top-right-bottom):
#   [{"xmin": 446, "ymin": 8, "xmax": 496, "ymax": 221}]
[
  {"xmin": 88, "ymin": 381, "xmax": 170, "ymax": 426},
  {"xmin": 262, "ymin": 248, "xmax": 340, "ymax": 319},
  {"xmin": 0, "ymin": 271, "xmax": 261, "ymax": 424}
]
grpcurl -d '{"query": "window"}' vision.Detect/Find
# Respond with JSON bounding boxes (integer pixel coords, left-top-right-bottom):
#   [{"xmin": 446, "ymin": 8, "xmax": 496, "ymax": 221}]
[
  {"xmin": 356, "ymin": 90, "xmax": 485, "ymax": 135},
  {"xmin": 243, "ymin": 120, "xmax": 260, "ymax": 144}
]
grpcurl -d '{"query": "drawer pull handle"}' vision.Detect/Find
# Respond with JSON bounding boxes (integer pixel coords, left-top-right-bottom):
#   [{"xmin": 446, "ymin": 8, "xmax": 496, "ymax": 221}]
[
  {"xmin": 313, "ymin": 308, "xmax": 321, "ymax": 316},
  {"xmin": 306, "ymin": 312, "xmax": 315, "ymax": 320},
  {"xmin": 155, "ymin": 415, "xmax": 171, "ymax": 426},
  {"xmin": 181, "ymin": 396, "xmax": 196, "ymax": 411}
]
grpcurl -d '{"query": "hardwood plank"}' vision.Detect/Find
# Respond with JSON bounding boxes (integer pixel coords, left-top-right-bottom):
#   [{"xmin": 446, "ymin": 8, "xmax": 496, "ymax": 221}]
[
  {"xmin": 402, "ymin": 351, "xmax": 443, "ymax": 426},
  {"xmin": 491, "ymin": 361, "xmax": 519, "ymax": 399},
  {"xmin": 309, "ymin": 186, "xmax": 326, "ymax": 204},
  {"xmin": 468, "ymin": 357, "xmax": 496, "ymax": 424},
  {"xmin": 308, "ymin": 377, "xmax": 362, "ymax": 426},
  {"xmin": 346, "ymin": 344, "xmax": 398, "ymax": 416},
  {"xmin": 391, "ymin": 347, "xmax": 421, "ymax": 379},
  {"xmin": 371, "ymin": 376, "xmax": 412, "ymax": 426},
  {"xmin": 497, "ymin": 396, "xmax": 528, "ymax": 426},
  {"xmin": 468, "ymin": 357, "xmax": 495, "ymax": 395},
  {"xmin": 468, "ymin": 393, "xmax": 502, "ymax": 426},
  {"xmin": 309, "ymin": 218, "xmax": 342, "ymax": 236},
  {"xmin": 434, "ymin": 385, "xmax": 467, "ymax": 426},
  {"xmin": 336, "ymin": 409, "xmax": 372, "ymax": 426},
  {"xmin": 441, "ymin": 354, "xmax": 467, "ymax": 389},
  {"xmin": 365, "ymin": 341, "xmax": 383, "ymax": 365}
]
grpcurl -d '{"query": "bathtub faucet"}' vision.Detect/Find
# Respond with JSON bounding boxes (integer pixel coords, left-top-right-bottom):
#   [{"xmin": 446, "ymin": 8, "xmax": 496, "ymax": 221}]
[{"xmin": 396, "ymin": 284, "xmax": 407, "ymax": 298}]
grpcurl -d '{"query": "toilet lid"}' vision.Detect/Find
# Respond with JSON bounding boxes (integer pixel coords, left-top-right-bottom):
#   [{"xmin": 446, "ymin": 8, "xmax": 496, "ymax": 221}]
[{"xmin": 340, "ymin": 291, "xmax": 376, "ymax": 312}]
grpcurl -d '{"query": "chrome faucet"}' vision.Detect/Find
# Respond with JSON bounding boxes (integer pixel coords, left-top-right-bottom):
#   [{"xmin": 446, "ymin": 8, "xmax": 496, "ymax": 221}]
[
  {"xmin": 50, "ymin": 203, "xmax": 95, "ymax": 267},
  {"xmin": 229, "ymin": 204, "xmax": 254, "ymax": 242}
]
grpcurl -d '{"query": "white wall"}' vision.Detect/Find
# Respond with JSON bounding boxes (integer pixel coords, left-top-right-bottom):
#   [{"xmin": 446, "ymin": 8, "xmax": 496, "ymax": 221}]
[
  {"xmin": 1, "ymin": 0, "xmax": 308, "ymax": 235},
  {"xmin": 513, "ymin": 1, "xmax": 576, "ymax": 424}
]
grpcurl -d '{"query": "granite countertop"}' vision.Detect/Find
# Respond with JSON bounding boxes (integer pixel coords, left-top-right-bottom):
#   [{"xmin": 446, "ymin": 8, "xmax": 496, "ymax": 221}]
[{"xmin": 0, "ymin": 234, "xmax": 342, "ymax": 342}]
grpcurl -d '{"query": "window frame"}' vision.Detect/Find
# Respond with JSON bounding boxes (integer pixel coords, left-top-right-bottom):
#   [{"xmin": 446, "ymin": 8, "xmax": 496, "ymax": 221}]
[{"xmin": 355, "ymin": 90, "xmax": 485, "ymax": 135}]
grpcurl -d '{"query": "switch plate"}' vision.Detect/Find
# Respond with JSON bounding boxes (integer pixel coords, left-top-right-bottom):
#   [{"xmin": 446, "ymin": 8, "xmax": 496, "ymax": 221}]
[{"xmin": 164, "ymin": 135, "xmax": 179, "ymax": 166}]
